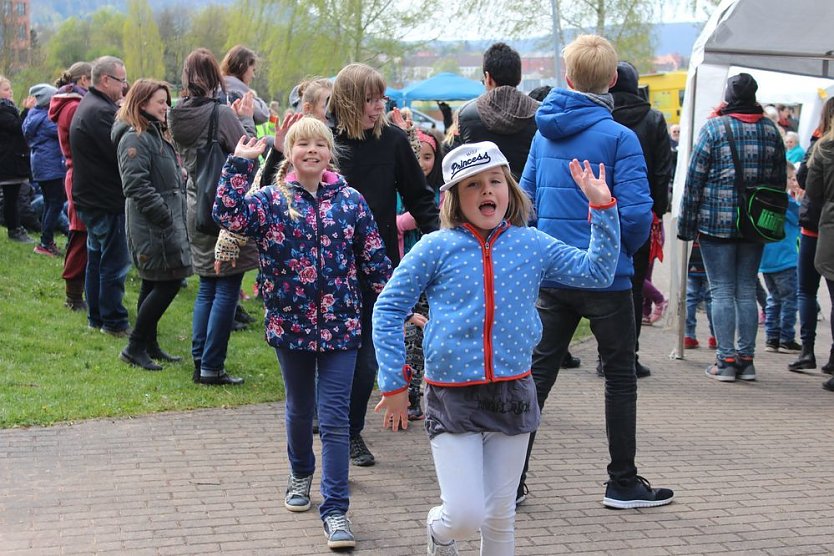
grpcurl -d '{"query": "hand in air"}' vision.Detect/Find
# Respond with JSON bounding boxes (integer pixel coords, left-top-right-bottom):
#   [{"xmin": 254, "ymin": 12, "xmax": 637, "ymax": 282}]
[
  {"xmin": 374, "ymin": 390, "xmax": 409, "ymax": 432},
  {"xmin": 274, "ymin": 112, "xmax": 304, "ymax": 153},
  {"xmin": 234, "ymin": 135, "xmax": 267, "ymax": 160},
  {"xmin": 232, "ymin": 91, "xmax": 255, "ymax": 119},
  {"xmin": 390, "ymin": 107, "xmax": 411, "ymax": 131},
  {"xmin": 22, "ymin": 96, "xmax": 37, "ymax": 109},
  {"xmin": 569, "ymin": 159, "xmax": 612, "ymax": 206}
]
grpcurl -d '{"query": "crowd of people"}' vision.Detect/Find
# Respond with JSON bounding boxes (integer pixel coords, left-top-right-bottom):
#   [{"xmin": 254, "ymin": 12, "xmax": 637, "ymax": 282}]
[{"xmin": 1, "ymin": 30, "xmax": 832, "ymax": 554}]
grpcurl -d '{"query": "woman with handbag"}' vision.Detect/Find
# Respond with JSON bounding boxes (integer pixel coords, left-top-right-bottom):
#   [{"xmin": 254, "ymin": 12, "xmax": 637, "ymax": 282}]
[
  {"xmin": 114, "ymin": 79, "xmax": 192, "ymax": 371},
  {"xmin": 678, "ymin": 73, "xmax": 786, "ymax": 383},
  {"xmin": 169, "ymin": 48, "xmax": 257, "ymax": 386}
]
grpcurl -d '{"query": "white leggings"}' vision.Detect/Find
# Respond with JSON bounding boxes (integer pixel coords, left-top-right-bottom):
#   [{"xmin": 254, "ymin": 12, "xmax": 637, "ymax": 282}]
[{"xmin": 428, "ymin": 431, "xmax": 530, "ymax": 556}]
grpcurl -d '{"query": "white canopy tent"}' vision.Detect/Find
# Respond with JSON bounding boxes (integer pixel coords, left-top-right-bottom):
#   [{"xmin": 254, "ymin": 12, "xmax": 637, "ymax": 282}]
[{"xmin": 667, "ymin": 0, "xmax": 834, "ymax": 358}]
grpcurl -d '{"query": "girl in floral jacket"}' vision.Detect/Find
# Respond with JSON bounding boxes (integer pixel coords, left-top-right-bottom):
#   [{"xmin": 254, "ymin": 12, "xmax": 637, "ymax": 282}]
[{"xmin": 213, "ymin": 117, "xmax": 392, "ymax": 551}]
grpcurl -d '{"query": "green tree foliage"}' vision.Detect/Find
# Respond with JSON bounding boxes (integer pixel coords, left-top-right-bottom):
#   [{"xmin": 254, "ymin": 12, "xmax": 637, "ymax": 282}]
[
  {"xmin": 156, "ymin": 7, "xmax": 193, "ymax": 87},
  {"xmin": 123, "ymin": 0, "xmax": 165, "ymax": 79},
  {"xmin": 86, "ymin": 8, "xmax": 127, "ymax": 60},
  {"xmin": 186, "ymin": 5, "xmax": 231, "ymax": 61},
  {"xmin": 43, "ymin": 17, "xmax": 91, "ymax": 72}
]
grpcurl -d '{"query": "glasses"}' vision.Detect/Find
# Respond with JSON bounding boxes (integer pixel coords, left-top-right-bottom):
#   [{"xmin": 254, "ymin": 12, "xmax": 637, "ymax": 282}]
[
  {"xmin": 107, "ymin": 74, "xmax": 128, "ymax": 85},
  {"xmin": 365, "ymin": 96, "xmax": 389, "ymax": 105}
]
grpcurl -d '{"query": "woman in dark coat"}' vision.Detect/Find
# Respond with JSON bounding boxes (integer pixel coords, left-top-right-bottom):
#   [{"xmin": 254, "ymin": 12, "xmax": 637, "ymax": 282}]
[
  {"xmin": 0, "ymin": 75, "xmax": 34, "ymax": 243},
  {"xmin": 113, "ymin": 79, "xmax": 193, "ymax": 371}
]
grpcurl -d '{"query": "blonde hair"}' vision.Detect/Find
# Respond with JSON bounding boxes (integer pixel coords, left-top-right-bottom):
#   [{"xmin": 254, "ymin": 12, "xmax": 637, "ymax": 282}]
[
  {"xmin": 273, "ymin": 117, "xmax": 339, "ymax": 219},
  {"xmin": 299, "ymin": 77, "xmax": 333, "ymax": 116},
  {"xmin": 439, "ymin": 166, "xmax": 532, "ymax": 229},
  {"xmin": 331, "ymin": 63, "xmax": 386, "ymax": 140},
  {"xmin": 562, "ymin": 34, "xmax": 618, "ymax": 94}
]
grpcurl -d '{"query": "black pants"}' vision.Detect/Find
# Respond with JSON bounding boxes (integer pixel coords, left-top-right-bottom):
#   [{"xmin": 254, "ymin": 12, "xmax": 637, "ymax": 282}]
[
  {"xmin": 2, "ymin": 182, "xmax": 22, "ymax": 230},
  {"xmin": 631, "ymin": 239, "xmax": 651, "ymax": 355},
  {"xmin": 521, "ymin": 288, "xmax": 638, "ymax": 489},
  {"xmin": 131, "ymin": 279, "xmax": 182, "ymax": 346}
]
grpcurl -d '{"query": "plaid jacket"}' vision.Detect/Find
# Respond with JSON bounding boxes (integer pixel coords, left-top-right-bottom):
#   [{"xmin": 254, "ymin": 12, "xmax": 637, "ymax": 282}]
[{"xmin": 678, "ymin": 114, "xmax": 786, "ymax": 240}]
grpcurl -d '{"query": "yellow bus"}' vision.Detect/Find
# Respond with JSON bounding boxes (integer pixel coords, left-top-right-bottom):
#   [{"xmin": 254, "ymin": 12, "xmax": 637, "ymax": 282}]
[{"xmin": 639, "ymin": 71, "xmax": 687, "ymax": 124}]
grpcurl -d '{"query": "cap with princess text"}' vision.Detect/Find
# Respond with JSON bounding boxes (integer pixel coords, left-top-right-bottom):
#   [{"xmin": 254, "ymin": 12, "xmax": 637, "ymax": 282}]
[{"xmin": 441, "ymin": 141, "xmax": 510, "ymax": 192}]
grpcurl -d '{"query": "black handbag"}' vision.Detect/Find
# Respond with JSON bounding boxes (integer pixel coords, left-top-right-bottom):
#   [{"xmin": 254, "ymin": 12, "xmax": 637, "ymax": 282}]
[
  {"xmin": 194, "ymin": 102, "xmax": 226, "ymax": 236},
  {"xmin": 722, "ymin": 118, "xmax": 788, "ymax": 243}
]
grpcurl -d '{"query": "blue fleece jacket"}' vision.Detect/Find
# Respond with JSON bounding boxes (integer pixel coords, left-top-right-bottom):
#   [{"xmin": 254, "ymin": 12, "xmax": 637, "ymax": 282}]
[
  {"xmin": 373, "ymin": 203, "xmax": 620, "ymax": 395},
  {"xmin": 520, "ymin": 88, "xmax": 652, "ymax": 291},
  {"xmin": 760, "ymin": 195, "xmax": 800, "ymax": 274}
]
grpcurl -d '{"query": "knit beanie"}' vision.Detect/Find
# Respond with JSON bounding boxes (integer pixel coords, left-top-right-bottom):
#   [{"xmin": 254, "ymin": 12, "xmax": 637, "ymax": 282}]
[
  {"xmin": 724, "ymin": 73, "xmax": 758, "ymax": 105},
  {"xmin": 29, "ymin": 84, "xmax": 58, "ymax": 107}
]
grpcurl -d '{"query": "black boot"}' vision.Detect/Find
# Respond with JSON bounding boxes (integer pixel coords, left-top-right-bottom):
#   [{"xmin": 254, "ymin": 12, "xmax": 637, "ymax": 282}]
[
  {"xmin": 197, "ymin": 371, "xmax": 244, "ymax": 386},
  {"xmin": 821, "ymin": 350, "xmax": 834, "ymax": 375},
  {"xmin": 147, "ymin": 340, "xmax": 182, "ymax": 362},
  {"xmin": 193, "ymin": 359, "xmax": 201, "ymax": 383},
  {"xmin": 120, "ymin": 340, "xmax": 163, "ymax": 371},
  {"xmin": 823, "ymin": 376, "xmax": 834, "ymax": 392},
  {"xmin": 788, "ymin": 344, "xmax": 816, "ymax": 372}
]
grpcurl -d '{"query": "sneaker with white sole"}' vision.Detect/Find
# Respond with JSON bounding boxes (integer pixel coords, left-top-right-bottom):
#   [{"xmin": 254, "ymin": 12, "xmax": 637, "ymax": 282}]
[
  {"xmin": 427, "ymin": 507, "xmax": 458, "ymax": 555},
  {"xmin": 735, "ymin": 357, "xmax": 757, "ymax": 381},
  {"xmin": 705, "ymin": 357, "xmax": 736, "ymax": 382},
  {"xmin": 323, "ymin": 512, "xmax": 355, "ymax": 549},
  {"xmin": 603, "ymin": 475, "xmax": 674, "ymax": 509},
  {"xmin": 284, "ymin": 472, "xmax": 313, "ymax": 512},
  {"xmin": 778, "ymin": 340, "xmax": 802, "ymax": 354}
]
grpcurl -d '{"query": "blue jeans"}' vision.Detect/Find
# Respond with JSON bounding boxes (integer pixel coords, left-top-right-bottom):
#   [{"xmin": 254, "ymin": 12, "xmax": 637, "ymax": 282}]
[
  {"xmin": 699, "ymin": 238, "xmax": 764, "ymax": 360},
  {"xmin": 522, "ymin": 288, "xmax": 637, "ymax": 487},
  {"xmin": 275, "ymin": 348, "xmax": 356, "ymax": 519},
  {"xmin": 192, "ymin": 273, "xmax": 244, "ymax": 375},
  {"xmin": 797, "ymin": 234, "xmax": 824, "ymax": 347},
  {"xmin": 685, "ymin": 275, "xmax": 714, "ymax": 339},
  {"xmin": 78, "ymin": 209, "xmax": 130, "ymax": 331},
  {"xmin": 349, "ymin": 287, "xmax": 378, "ymax": 438},
  {"xmin": 763, "ymin": 268, "xmax": 798, "ymax": 343},
  {"xmin": 38, "ymin": 179, "xmax": 66, "ymax": 247}
]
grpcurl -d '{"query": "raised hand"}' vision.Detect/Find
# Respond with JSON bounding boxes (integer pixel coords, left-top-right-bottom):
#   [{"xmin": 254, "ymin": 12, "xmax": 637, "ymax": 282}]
[
  {"xmin": 569, "ymin": 159, "xmax": 612, "ymax": 206},
  {"xmin": 232, "ymin": 91, "xmax": 255, "ymax": 119},
  {"xmin": 234, "ymin": 135, "xmax": 267, "ymax": 160},
  {"xmin": 274, "ymin": 112, "xmax": 304, "ymax": 153},
  {"xmin": 390, "ymin": 107, "xmax": 411, "ymax": 131}
]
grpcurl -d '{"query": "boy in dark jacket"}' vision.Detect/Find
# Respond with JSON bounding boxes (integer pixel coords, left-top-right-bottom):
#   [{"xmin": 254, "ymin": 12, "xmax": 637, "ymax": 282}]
[
  {"xmin": 610, "ymin": 61, "xmax": 673, "ymax": 376},
  {"xmin": 519, "ymin": 35, "xmax": 673, "ymax": 509}
]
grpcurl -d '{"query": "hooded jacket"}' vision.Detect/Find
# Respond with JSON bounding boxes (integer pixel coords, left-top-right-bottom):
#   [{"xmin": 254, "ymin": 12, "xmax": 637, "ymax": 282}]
[
  {"xmin": 48, "ymin": 86, "xmax": 85, "ymax": 231},
  {"xmin": 112, "ymin": 119, "xmax": 192, "ymax": 281},
  {"xmin": 520, "ymin": 88, "xmax": 653, "ymax": 292},
  {"xmin": 169, "ymin": 96, "xmax": 258, "ymax": 277},
  {"xmin": 69, "ymin": 87, "xmax": 123, "ymax": 214},
  {"xmin": 611, "ymin": 63, "xmax": 672, "ymax": 216},
  {"xmin": 458, "ymin": 86, "xmax": 539, "ymax": 179},
  {"xmin": 214, "ymin": 157, "xmax": 393, "ymax": 351},
  {"xmin": 0, "ymin": 99, "xmax": 30, "ymax": 182},
  {"xmin": 805, "ymin": 136, "xmax": 834, "ymax": 280},
  {"xmin": 22, "ymin": 106, "xmax": 65, "ymax": 182}
]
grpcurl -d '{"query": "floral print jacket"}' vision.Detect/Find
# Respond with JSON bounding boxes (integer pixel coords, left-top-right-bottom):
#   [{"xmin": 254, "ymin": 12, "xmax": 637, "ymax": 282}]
[{"xmin": 214, "ymin": 156, "xmax": 393, "ymax": 351}]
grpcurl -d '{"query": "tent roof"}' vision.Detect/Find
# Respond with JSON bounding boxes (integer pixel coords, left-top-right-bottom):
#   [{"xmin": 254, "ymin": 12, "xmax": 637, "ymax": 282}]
[
  {"xmin": 401, "ymin": 72, "xmax": 484, "ymax": 103},
  {"xmin": 702, "ymin": 0, "xmax": 834, "ymax": 78}
]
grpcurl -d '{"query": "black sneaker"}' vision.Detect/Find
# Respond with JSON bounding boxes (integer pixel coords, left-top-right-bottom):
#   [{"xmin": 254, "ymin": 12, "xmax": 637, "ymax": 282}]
[
  {"xmin": 603, "ymin": 475, "xmax": 674, "ymax": 509},
  {"xmin": 349, "ymin": 434, "xmax": 375, "ymax": 467},
  {"xmin": 635, "ymin": 361, "xmax": 651, "ymax": 378},
  {"xmin": 284, "ymin": 472, "xmax": 313, "ymax": 512},
  {"xmin": 765, "ymin": 338, "xmax": 780, "ymax": 353},
  {"xmin": 515, "ymin": 481, "xmax": 529, "ymax": 507},
  {"xmin": 561, "ymin": 352, "xmax": 581, "ymax": 369},
  {"xmin": 323, "ymin": 513, "xmax": 355, "ymax": 549},
  {"xmin": 824, "ymin": 376, "xmax": 834, "ymax": 392},
  {"xmin": 779, "ymin": 340, "xmax": 802, "ymax": 354}
]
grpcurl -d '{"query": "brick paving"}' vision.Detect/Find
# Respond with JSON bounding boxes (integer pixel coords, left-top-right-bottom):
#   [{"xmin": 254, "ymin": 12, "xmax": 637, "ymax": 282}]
[{"xmin": 2, "ymin": 312, "xmax": 833, "ymax": 555}]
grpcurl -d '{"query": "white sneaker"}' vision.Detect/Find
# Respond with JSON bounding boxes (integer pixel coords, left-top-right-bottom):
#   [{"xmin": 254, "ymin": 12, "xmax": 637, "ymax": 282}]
[{"xmin": 427, "ymin": 506, "xmax": 458, "ymax": 555}]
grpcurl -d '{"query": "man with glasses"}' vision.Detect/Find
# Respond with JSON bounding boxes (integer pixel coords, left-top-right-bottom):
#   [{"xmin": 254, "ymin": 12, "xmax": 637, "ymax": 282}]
[
  {"xmin": 70, "ymin": 56, "xmax": 132, "ymax": 336},
  {"xmin": 458, "ymin": 42, "xmax": 539, "ymax": 181}
]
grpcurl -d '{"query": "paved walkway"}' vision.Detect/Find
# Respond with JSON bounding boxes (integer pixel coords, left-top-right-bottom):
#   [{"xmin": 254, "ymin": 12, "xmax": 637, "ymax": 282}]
[{"xmin": 2, "ymin": 311, "xmax": 833, "ymax": 555}]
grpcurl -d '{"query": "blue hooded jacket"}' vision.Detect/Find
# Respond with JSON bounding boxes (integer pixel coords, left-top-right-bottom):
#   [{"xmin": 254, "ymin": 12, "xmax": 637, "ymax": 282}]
[
  {"xmin": 22, "ymin": 106, "xmax": 66, "ymax": 182},
  {"xmin": 520, "ymin": 88, "xmax": 653, "ymax": 291}
]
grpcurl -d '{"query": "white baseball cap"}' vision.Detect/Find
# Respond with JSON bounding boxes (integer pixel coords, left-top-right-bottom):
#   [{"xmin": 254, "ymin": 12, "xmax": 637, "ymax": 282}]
[{"xmin": 440, "ymin": 141, "xmax": 510, "ymax": 192}]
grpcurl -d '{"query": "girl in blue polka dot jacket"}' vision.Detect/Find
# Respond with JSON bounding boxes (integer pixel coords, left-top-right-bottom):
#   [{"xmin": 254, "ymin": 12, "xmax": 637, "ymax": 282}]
[{"xmin": 372, "ymin": 141, "xmax": 621, "ymax": 555}]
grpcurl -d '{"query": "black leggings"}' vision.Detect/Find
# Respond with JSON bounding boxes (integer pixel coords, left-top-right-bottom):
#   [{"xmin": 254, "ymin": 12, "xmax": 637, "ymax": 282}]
[
  {"xmin": 2, "ymin": 182, "xmax": 22, "ymax": 230},
  {"xmin": 130, "ymin": 279, "xmax": 182, "ymax": 346}
]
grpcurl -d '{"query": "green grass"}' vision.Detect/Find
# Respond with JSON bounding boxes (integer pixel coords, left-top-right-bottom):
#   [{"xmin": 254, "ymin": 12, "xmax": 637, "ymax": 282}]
[
  {"xmin": 0, "ymin": 237, "xmax": 283, "ymax": 428},
  {"xmin": 0, "ymin": 235, "xmax": 594, "ymax": 429}
]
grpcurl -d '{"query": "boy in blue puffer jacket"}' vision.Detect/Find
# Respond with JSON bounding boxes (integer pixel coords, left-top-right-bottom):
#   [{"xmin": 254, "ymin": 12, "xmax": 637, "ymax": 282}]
[{"xmin": 519, "ymin": 34, "xmax": 674, "ymax": 510}]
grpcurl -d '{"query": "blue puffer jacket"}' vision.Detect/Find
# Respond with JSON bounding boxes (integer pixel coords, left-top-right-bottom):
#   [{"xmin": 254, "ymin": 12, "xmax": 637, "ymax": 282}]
[
  {"xmin": 520, "ymin": 88, "xmax": 653, "ymax": 291},
  {"xmin": 374, "ymin": 204, "xmax": 620, "ymax": 395},
  {"xmin": 214, "ymin": 156, "xmax": 393, "ymax": 352},
  {"xmin": 759, "ymin": 195, "xmax": 800, "ymax": 274},
  {"xmin": 22, "ymin": 106, "xmax": 65, "ymax": 182}
]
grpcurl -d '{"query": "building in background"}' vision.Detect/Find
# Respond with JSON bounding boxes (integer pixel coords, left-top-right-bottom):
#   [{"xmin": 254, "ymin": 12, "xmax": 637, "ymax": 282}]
[{"xmin": 1, "ymin": 0, "xmax": 31, "ymax": 72}]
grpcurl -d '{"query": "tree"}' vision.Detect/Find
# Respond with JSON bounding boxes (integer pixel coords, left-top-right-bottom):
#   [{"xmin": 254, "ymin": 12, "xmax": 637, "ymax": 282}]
[
  {"xmin": 123, "ymin": 0, "xmax": 165, "ymax": 79},
  {"xmin": 156, "ymin": 7, "xmax": 193, "ymax": 86},
  {"xmin": 43, "ymin": 17, "xmax": 92, "ymax": 73},
  {"xmin": 186, "ymin": 5, "xmax": 231, "ymax": 61},
  {"xmin": 86, "ymin": 8, "xmax": 126, "ymax": 60}
]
